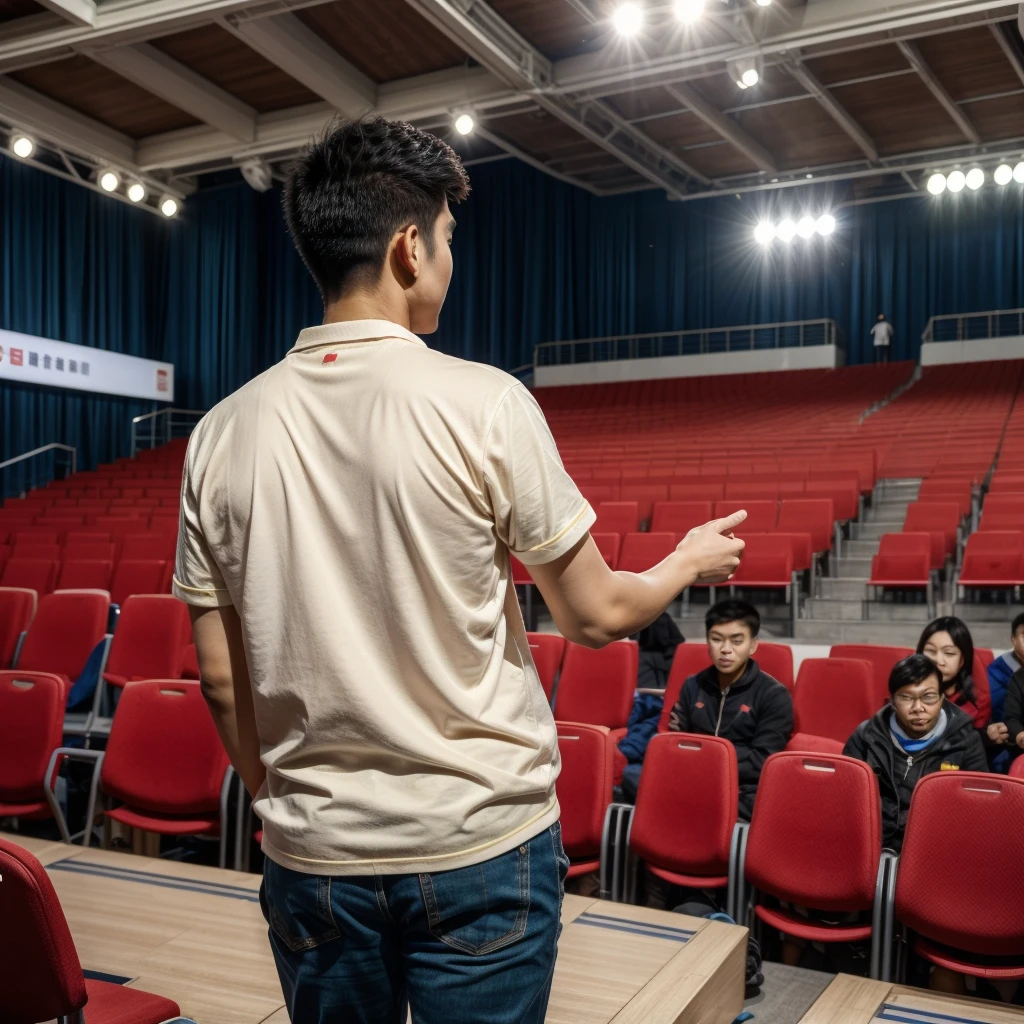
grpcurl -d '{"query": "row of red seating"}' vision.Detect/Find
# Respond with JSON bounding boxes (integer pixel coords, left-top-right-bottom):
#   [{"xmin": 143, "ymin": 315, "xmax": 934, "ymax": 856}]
[{"xmin": 0, "ymin": 559, "xmax": 172, "ymax": 605}]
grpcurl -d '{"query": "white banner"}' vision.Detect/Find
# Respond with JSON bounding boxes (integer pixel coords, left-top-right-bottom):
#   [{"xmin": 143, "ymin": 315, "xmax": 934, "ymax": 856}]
[{"xmin": 0, "ymin": 328, "xmax": 174, "ymax": 402}]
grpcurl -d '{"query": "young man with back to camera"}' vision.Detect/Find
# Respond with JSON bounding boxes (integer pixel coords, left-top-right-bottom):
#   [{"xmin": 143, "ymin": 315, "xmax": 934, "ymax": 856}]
[
  {"xmin": 175, "ymin": 116, "xmax": 747, "ymax": 1024},
  {"xmin": 843, "ymin": 654, "xmax": 988, "ymax": 853},
  {"xmin": 663, "ymin": 599, "xmax": 793, "ymax": 820}
]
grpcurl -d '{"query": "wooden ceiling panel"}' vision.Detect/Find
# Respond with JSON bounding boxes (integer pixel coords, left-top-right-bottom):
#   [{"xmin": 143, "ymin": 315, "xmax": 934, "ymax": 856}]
[
  {"xmin": 803, "ymin": 44, "xmax": 909, "ymax": 86},
  {"xmin": 488, "ymin": 0, "xmax": 604, "ymax": 60},
  {"xmin": 0, "ymin": 0, "xmax": 38, "ymax": 22},
  {"xmin": 487, "ymin": 108, "xmax": 607, "ymax": 161},
  {"xmin": 151, "ymin": 23, "xmax": 322, "ymax": 113},
  {"xmin": 605, "ymin": 86, "xmax": 683, "ymax": 123},
  {"xmin": 968, "ymin": 93, "xmax": 1024, "ymax": 142},
  {"xmin": 680, "ymin": 141, "xmax": 761, "ymax": 179},
  {"xmin": 694, "ymin": 66, "xmax": 805, "ymax": 110},
  {"xmin": 9, "ymin": 55, "xmax": 200, "ymax": 138},
  {"xmin": 296, "ymin": 0, "xmax": 466, "ymax": 83},
  {"xmin": 641, "ymin": 110, "xmax": 721, "ymax": 148},
  {"xmin": 915, "ymin": 26, "xmax": 1023, "ymax": 101},
  {"xmin": 738, "ymin": 97, "xmax": 866, "ymax": 168},
  {"xmin": 831, "ymin": 75, "xmax": 967, "ymax": 153}
]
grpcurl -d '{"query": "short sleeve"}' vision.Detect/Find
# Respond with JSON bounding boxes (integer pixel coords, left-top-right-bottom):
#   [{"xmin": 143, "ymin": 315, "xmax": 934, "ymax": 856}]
[
  {"xmin": 172, "ymin": 439, "xmax": 232, "ymax": 608},
  {"xmin": 484, "ymin": 384, "xmax": 595, "ymax": 565}
]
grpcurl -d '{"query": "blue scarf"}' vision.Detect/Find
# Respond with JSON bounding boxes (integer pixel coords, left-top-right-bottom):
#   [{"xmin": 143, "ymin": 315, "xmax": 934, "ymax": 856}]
[{"xmin": 889, "ymin": 707, "xmax": 947, "ymax": 754}]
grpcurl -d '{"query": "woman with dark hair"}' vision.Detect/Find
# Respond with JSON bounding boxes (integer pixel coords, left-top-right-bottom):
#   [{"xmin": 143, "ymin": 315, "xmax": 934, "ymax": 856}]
[{"xmin": 917, "ymin": 616, "xmax": 991, "ymax": 731}]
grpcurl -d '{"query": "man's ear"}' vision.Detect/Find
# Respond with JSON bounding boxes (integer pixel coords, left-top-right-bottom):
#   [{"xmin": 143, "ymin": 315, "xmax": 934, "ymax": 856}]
[
  {"xmin": 393, "ymin": 224, "xmax": 421, "ymax": 282},
  {"xmin": 748, "ymin": 636, "xmax": 759, "ymax": 657}
]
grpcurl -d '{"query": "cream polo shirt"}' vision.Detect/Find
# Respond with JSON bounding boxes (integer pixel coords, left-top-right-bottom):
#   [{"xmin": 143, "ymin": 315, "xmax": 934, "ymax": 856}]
[{"xmin": 173, "ymin": 320, "xmax": 595, "ymax": 875}]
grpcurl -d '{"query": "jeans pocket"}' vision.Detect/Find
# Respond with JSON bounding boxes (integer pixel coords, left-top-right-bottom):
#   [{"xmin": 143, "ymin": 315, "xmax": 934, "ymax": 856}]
[
  {"xmin": 419, "ymin": 843, "xmax": 531, "ymax": 956},
  {"xmin": 263, "ymin": 860, "xmax": 340, "ymax": 953}
]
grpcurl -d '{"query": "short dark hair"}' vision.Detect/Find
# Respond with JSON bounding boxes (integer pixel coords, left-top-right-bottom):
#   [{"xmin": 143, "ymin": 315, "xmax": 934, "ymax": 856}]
[
  {"xmin": 889, "ymin": 654, "xmax": 942, "ymax": 696},
  {"xmin": 917, "ymin": 616, "xmax": 975, "ymax": 700},
  {"xmin": 1012, "ymin": 612, "xmax": 1024, "ymax": 637},
  {"xmin": 705, "ymin": 599, "xmax": 760, "ymax": 638},
  {"xmin": 284, "ymin": 116, "xmax": 470, "ymax": 301}
]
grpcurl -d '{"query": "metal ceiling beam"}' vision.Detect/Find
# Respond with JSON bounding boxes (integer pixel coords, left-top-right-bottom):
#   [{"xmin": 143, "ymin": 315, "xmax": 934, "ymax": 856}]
[
  {"xmin": 87, "ymin": 42, "xmax": 257, "ymax": 142},
  {"xmin": 35, "ymin": 0, "xmax": 95, "ymax": 28},
  {"xmin": 401, "ymin": 0, "xmax": 701, "ymax": 196},
  {"xmin": 786, "ymin": 60, "xmax": 879, "ymax": 164},
  {"xmin": 989, "ymin": 21, "xmax": 1024, "ymax": 87},
  {"xmin": 473, "ymin": 125, "xmax": 603, "ymax": 195},
  {"xmin": 895, "ymin": 39, "xmax": 980, "ymax": 144},
  {"xmin": 221, "ymin": 11, "xmax": 377, "ymax": 116},
  {"xmin": 663, "ymin": 83, "xmax": 777, "ymax": 174}
]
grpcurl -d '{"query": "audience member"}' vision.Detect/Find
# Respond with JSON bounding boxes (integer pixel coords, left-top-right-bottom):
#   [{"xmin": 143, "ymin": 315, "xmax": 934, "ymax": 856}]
[
  {"xmin": 844, "ymin": 654, "xmax": 987, "ymax": 852},
  {"xmin": 918, "ymin": 617, "xmax": 990, "ymax": 730},
  {"xmin": 992, "ymin": 652, "xmax": 1024, "ymax": 765},
  {"xmin": 662, "ymin": 599, "xmax": 793, "ymax": 819},
  {"xmin": 986, "ymin": 613, "xmax": 1024, "ymax": 723}
]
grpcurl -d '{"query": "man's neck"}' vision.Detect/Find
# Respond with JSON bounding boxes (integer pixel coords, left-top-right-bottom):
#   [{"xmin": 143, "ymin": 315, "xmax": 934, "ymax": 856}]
[
  {"xmin": 323, "ymin": 289, "xmax": 409, "ymax": 329},
  {"xmin": 717, "ymin": 663, "xmax": 748, "ymax": 690}
]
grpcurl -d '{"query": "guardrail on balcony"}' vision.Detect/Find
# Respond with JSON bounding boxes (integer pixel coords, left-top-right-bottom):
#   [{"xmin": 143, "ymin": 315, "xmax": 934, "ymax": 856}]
[
  {"xmin": 534, "ymin": 319, "xmax": 844, "ymax": 368},
  {"xmin": 131, "ymin": 407, "xmax": 206, "ymax": 456},
  {"xmin": 922, "ymin": 308, "xmax": 1024, "ymax": 343},
  {"xmin": 0, "ymin": 443, "xmax": 77, "ymax": 499}
]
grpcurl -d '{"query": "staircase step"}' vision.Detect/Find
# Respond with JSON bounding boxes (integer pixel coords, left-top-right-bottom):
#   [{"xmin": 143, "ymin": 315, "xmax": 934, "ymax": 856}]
[
  {"xmin": 844, "ymin": 539, "xmax": 883, "ymax": 558},
  {"xmin": 804, "ymin": 598, "xmax": 866, "ymax": 621},
  {"xmin": 833, "ymin": 556, "xmax": 873, "ymax": 578},
  {"xmin": 817, "ymin": 578, "xmax": 868, "ymax": 600},
  {"xmin": 849, "ymin": 521, "xmax": 905, "ymax": 541},
  {"xmin": 866, "ymin": 502, "xmax": 913, "ymax": 523},
  {"xmin": 952, "ymin": 602, "xmax": 1024, "ymax": 626},
  {"xmin": 795, "ymin": 619, "xmax": 932, "ymax": 646}
]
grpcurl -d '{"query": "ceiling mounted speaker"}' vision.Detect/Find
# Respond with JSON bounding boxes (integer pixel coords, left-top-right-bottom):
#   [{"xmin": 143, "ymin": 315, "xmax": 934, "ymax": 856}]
[{"xmin": 240, "ymin": 158, "xmax": 274, "ymax": 193}]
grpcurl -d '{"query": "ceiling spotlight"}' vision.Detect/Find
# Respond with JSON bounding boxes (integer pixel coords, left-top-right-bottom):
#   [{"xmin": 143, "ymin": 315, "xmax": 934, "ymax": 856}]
[
  {"xmin": 753, "ymin": 221, "xmax": 776, "ymax": 245},
  {"xmin": 966, "ymin": 167, "xmax": 984, "ymax": 191},
  {"xmin": 816, "ymin": 213, "xmax": 836, "ymax": 236},
  {"xmin": 126, "ymin": 181, "xmax": 146, "ymax": 203},
  {"xmin": 98, "ymin": 169, "xmax": 120, "ymax": 193},
  {"xmin": 995, "ymin": 163, "xmax": 1013, "ymax": 186},
  {"xmin": 755, "ymin": 0, "xmax": 772, "ymax": 6},
  {"xmin": 728, "ymin": 57, "xmax": 761, "ymax": 90},
  {"xmin": 796, "ymin": 215, "xmax": 816, "ymax": 239},
  {"xmin": 454, "ymin": 113, "xmax": 475, "ymax": 136},
  {"xmin": 159, "ymin": 194, "xmax": 180, "ymax": 218},
  {"xmin": 674, "ymin": 0, "xmax": 704, "ymax": 22},
  {"xmin": 10, "ymin": 133, "xmax": 34, "ymax": 159},
  {"xmin": 240, "ymin": 157, "xmax": 274, "ymax": 192},
  {"xmin": 926, "ymin": 172, "xmax": 946, "ymax": 195},
  {"xmin": 612, "ymin": 2, "xmax": 644, "ymax": 36},
  {"xmin": 776, "ymin": 218, "xmax": 796, "ymax": 243},
  {"xmin": 946, "ymin": 170, "xmax": 966, "ymax": 193},
  {"xmin": 1014, "ymin": 161, "xmax": 1024, "ymax": 183}
]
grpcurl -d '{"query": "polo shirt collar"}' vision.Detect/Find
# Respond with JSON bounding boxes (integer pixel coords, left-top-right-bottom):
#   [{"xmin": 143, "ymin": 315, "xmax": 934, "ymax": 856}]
[{"xmin": 290, "ymin": 319, "xmax": 426, "ymax": 353}]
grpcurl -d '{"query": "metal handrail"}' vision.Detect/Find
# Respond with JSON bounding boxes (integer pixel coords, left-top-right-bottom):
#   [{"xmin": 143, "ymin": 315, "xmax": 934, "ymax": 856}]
[
  {"xmin": 131, "ymin": 407, "xmax": 206, "ymax": 456},
  {"xmin": 922, "ymin": 308, "xmax": 1024, "ymax": 343},
  {"xmin": 534, "ymin": 318, "xmax": 842, "ymax": 369},
  {"xmin": 0, "ymin": 443, "xmax": 77, "ymax": 499}
]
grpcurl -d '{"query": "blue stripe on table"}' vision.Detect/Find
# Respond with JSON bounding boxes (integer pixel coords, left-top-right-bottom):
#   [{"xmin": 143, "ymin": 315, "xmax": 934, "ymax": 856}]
[
  {"xmin": 574, "ymin": 912, "xmax": 694, "ymax": 943},
  {"xmin": 48, "ymin": 858, "xmax": 261, "ymax": 903},
  {"xmin": 878, "ymin": 1004, "xmax": 1003, "ymax": 1024}
]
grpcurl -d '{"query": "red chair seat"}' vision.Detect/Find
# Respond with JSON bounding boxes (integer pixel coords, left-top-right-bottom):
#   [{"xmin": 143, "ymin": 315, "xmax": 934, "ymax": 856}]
[
  {"xmin": 648, "ymin": 864, "xmax": 729, "ymax": 889},
  {"xmin": 0, "ymin": 799, "xmax": 51, "ymax": 817},
  {"xmin": 914, "ymin": 938, "xmax": 1024, "ymax": 981},
  {"xmin": 105, "ymin": 805, "xmax": 220, "ymax": 836},
  {"xmin": 567, "ymin": 859, "xmax": 600, "ymax": 878},
  {"xmin": 83, "ymin": 977, "xmax": 182, "ymax": 1024},
  {"xmin": 754, "ymin": 904, "xmax": 872, "ymax": 943}
]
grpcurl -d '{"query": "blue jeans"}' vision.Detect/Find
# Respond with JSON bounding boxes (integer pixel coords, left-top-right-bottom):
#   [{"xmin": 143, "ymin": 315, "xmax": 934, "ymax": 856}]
[{"xmin": 260, "ymin": 823, "xmax": 569, "ymax": 1024}]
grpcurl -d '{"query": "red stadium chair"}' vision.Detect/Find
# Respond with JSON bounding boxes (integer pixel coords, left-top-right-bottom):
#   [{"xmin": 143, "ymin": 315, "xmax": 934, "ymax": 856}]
[
  {"xmin": 616, "ymin": 532, "xmax": 676, "ymax": 574},
  {"xmin": 553, "ymin": 640, "xmax": 637, "ymax": 731},
  {"xmin": 556, "ymin": 722, "xmax": 614, "ymax": 883},
  {"xmin": 526, "ymin": 631, "xmax": 566, "ymax": 702},
  {"xmin": 869, "ymin": 534, "xmax": 936, "ymax": 614},
  {"xmin": 658, "ymin": 644, "xmax": 713, "ymax": 732},
  {"xmin": 56, "ymin": 559, "xmax": 113, "ymax": 592},
  {"xmin": 0, "ymin": 837, "xmax": 182, "ymax": 1024},
  {"xmin": 671, "ymin": 481, "xmax": 724, "ymax": 503},
  {"xmin": 715, "ymin": 500, "xmax": 778, "ymax": 533},
  {"xmin": 626, "ymin": 733, "xmax": 743, "ymax": 918},
  {"xmin": 755, "ymin": 642, "xmax": 795, "ymax": 691},
  {"xmin": 120, "ymin": 533, "xmax": 174, "ymax": 562},
  {"xmin": 650, "ymin": 501, "xmax": 712, "ymax": 536},
  {"xmin": 767, "ymin": 532, "xmax": 813, "ymax": 574},
  {"xmin": 1010, "ymin": 758, "xmax": 1024, "ymax": 780},
  {"xmin": 786, "ymin": 733, "xmax": 844, "ymax": 755},
  {"xmin": 0, "ymin": 587, "xmax": 36, "ymax": 668},
  {"xmin": 792, "ymin": 658, "xmax": 877, "ymax": 744},
  {"xmin": 830, "ymin": 644, "xmax": 913, "ymax": 709},
  {"xmin": 743, "ymin": 751, "xmax": 893, "ymax": 978},
  {"xmin": 804, "ymin": 481, "xmax": 858, "ymax": 521},
  {"xmin": 595, "ymin": 502, "xmax": 640, "ymax": 537},
  {"xmin": 12, "ymin": 543, "xmax": 62, "ymax": 561},
  {"xmin": 918, "ymin": 479, "xmax": 972, "ymax": 518},
  {"xmin": 957, "ymin": 550, "xmax": 1024, "ymax": 595},
  {"xmin": 591, "ymin": 532, "xmax": 621, "ymax": 569},
  {"xmin": 0, "ymin": 672, "xmax": 65, "ymax": 829},
  {"xmin": 63, "ymin": 541, "xmax": 116, "ymax": 562},
  {"xmin": 12, "ymin": 529, "xmax": 59, "ymax": 545},
  {"xmin": 109, "ymin": 559, "xmax": 169, "ymax": 607},
  {"xmin": 620, "ymin": 485, "xmax": 669, "ymax": 524},
  {"xmin": 904, "ymin": 502, "xmax": 961, "ymax": 561},
  {"xmin": 727, "ymin": 535, "xmax": 797, "ymax": 633},
  {"xmin": 894, "ymin": 773, "xmax": 1024, "ymax": 978},
  {"xmin": 0, "ymin": 559, "xmax": 59, "ymax": 596},
  {"xmin": 103, "ymin": 595, "xmax": 193, "ymax": 694}
]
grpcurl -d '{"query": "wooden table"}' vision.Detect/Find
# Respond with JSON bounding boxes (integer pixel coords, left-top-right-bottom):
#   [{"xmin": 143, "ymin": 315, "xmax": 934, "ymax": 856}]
[{"xmin": 6, "ymin": 833, "xmax": 747, "ymax": 1024}]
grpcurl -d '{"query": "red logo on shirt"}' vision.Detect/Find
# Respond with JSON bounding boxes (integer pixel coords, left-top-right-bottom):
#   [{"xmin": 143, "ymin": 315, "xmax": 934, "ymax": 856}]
[
  {"xmin": 695, "ymin": 701, "xmax": 704, "ymax": 709},
  {"xmin": 740, "ymin": 704, "xmax": 751, "ymax": 713},
  {"xmin": 323, "ymin": 353, "xmax": 337, "ymax": 364}
]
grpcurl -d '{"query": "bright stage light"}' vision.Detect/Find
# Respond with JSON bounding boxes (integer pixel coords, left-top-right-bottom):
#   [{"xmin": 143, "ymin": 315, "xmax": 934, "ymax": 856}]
[
  {"xmin": 1014, "ymin": 162, "xmax": 1024, "ymax": 183},
  {"xmin": 816, "ymin": 214, "xmax": 836, "ymax": 236},
  {"xmin": 99, "ymin": 169, "xmax": 120, "ymax": 193},
  {"xmin": 159, "ymin": 195, "xmax": 180, "ymax": 218},
  {"xmin": 612, "ymin": 2, "xmax": 643, "ymax": 36},
  {"xmin": 966, "ymin": 167, "xmax": 984, "ymax": 191},
  {"xmin": 995, "ymin": 163, "xmax": 1013, "ymax": 186},
  {"xmin": 796, "ymin": 215, "xmax": 816, "ymax": 239},
  {"xmin": 674, "ymin": 0, "xmax": 704, "ymax": 22},
  {"xmin": 454, "ymin": 113, "xmax": 475, "ymax": 135},
  {"xmin": 127, "ymin": 182, "xmax": 146, "ymax": 203},
  {"xmin": 741, "ymin": 67, "xmax": 759, "ymax": 88},
  {"xmin": 755, "ymin": 0, "xmax": 772, "ymax": 6},
  {"xmin": 926, "ymin": 172, "xmax": 946, "ymax": 195},
  {"xmin": 946, "ymin": 170, "xmax": 966, "ymax": 193},
  {"xmin": 753, "ymin": 221, "xmax": 776, "ymax": 245},
  {"xmin": 776, "ymin": 219, "xmax": 796, "ymax": 243},
  {"xmin": 11, "ymin": 133, "xmax": 34, "ymax": 159},
  {"xmin": 728, "ymin": 58, "xmax": 760, "ymax": 90}
]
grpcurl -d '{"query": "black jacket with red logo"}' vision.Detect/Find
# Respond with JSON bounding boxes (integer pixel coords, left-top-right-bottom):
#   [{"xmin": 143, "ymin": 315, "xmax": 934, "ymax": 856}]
[{"xmin": 668, "ymin": 659, "xmax": 794, "ymax": 821}]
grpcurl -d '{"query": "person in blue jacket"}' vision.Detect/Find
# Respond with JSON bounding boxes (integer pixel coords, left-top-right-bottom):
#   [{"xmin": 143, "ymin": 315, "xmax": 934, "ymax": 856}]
[{"xmin": 987, "ymin": 612, "xmax": 1024, "ymax": 724}]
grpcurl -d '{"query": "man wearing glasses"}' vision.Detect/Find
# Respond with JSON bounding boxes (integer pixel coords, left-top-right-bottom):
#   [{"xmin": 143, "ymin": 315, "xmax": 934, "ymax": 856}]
[{"xmin": 844, "ymin": 653, "xmax": 987, "ymax": 853}]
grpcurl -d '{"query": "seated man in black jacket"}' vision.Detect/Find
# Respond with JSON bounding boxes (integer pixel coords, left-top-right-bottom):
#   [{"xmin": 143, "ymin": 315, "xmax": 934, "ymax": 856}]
[
  {"xmin": 667, "ymin": 599, "xmax": 793, "ymax": 820},
  {"xmin": 844, "ymin": 654, "xmax": 988, "ymax": 852}
]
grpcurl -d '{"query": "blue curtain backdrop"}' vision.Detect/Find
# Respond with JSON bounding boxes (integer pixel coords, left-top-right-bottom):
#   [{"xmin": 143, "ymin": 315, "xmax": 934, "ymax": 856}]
[{"xmin": 3, "ymin": 150, "xmax": 1024, "ymax": 479}]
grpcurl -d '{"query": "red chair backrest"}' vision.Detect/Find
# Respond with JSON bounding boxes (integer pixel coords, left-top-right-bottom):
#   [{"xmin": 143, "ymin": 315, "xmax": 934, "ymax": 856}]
[
  {"xmin": 110, "ymin": 559, "xmax": 169, "ymax": 606},
  {"xmin": 755, "ymin": 642, "xmax": 795, "ymax": 691},
  {"xmin": 964, "ymin": 531, "xmax": 1023, "ymax": 555},
  {"xmin": 57, "ymin": 560, "xmax": 113, "ymax": 592},
  {"xmin": 104, "ymin": 595, "xmax": 193, "ymax": 688},
  {"xmin": 0, "ymin": 837, "xmax": 87, "ymax": 1024},
  {"xmin": 63, "ymin": 541, "xmax": 116, "ymax": 562},
  {"xmin": 591, "ymin": 532, "xmax": 621, "ymax": 569},
  {"xmin": 650, "ymin": 501, "xmax": 712, "ymax": 536},
  {"xmin": 553, "ymin": 640, "xmax": 637, "ymax": 729},
  {"xmin": 793, "ymin": 658, "xmax": 877, "ymax": 743},
  {"xmin": 0, "ymin": 672, "xmax": 65, "ymax": 803},
  {"xmin": 776, "ymin": 499, "xmax": 835, "ymax": 553},
  {"xmin": 120, "ymin": 533, "xmax": 172, "ymax": 562},
  {"xmin": 786, "ymin": 733, "xmax": 844, "ymax": 755},
  {"xmin": 1009, "ymin": 757, "xmax": 1024, "ymax": 780},
  {"xmin": 556, "ymin": 722, "xmax": 613, "ymax": 861},
  {"xmin": 959, "ymin": 550, "xmax": 1023, "ymax": 584},
  {"xmin": 180, "ymin": 642, "xmax": 200, "ymax": 679},
  {"xmin": 595, "ymin": 502, "xmax": 640, "ymax": 536},
  {"xmin": 0, "ymin": 587, "xmax": 36, "ymax": 668},
  {"xmin": 12, "ymin": 543, "xmax": 61, "ymax": 561},
  {"xmin": 16, "ymin": 590, "xmax": 109, "ymax": 681},
  {"xmin": 631, "ymin": 732, "xmax": 738, "ymax": 875},
  {"xmin": 895, "ymin": 773, "xmax": 1024, "ymax": 956},
  {"xmin": 715, "ymin": 500, "xmax": 777, "ymax": 532},
  {"xmin": 830, "ymin": 644, "xmax": 913, "ymax": 708},
  {"xmin": 659, "ymin": 644, "xmax": 712, "ymax": 732},
  {"xmin": 745, "ymin": 752, "xmax": 881, "ymax": 911},
  {"xmin": 102, "ymin": 680, "xmax": 230, "ymax": 815},
  {"xmin": 730, "ymin": 534, "xmax": 793, "ymax": 584},
  {"xmin": 0, "ymin": 559, "xmax": 58, "ymax": 596},
  {"xmin": 526, "ymin": 631, "xmax": 566, "ymax": 701},
  {"xmin": 879, "ymin": 532, "xmax": 930, "ymax": 558},
  {"xmin": 904, "ymin": 501, "xmax": 960, "ymax": 540},
  {"xmin": 616, "ymin": 533, "xmax": 677, "ymax": 574}
]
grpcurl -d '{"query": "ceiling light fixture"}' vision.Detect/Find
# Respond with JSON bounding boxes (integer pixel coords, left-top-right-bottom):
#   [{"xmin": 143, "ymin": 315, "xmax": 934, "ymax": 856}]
[
  {"xmin": 612, "ymin": 2, "xmax": 644, "ymax": 36},
  {"xmin": 1013, "ymin": 161, "xmax": 1024, "ymax": 183},
  {"xmin": 926, "ymin": 172, "xmax": 946, "ymax": 195},
  {"xmin": 994, "ymin": 163, "xmax": 1014, "ymax": 186},
  {"xmin": 674, "ymin": 0, "xmax": 704, "ymax": 21},
  {"xmin": 10, "ymin": 133, "xmax": 34, "ymax": 159},
  {"xmin": 946, "ymin": 170, "xmax": 966, "ymax": 193},
  {"xmin": 776, "ymin": 219, "xmax": 796, "ymax": 243},
  {"xmin": 454, "ymin": 113, "xmax": 475, "ymax": 135},
  {"xmin": 159, "ymin": 195, "xmax": 180, "ymax": 218},
  {"xmin": 965, "ymin": 167, "xmax": 984, "ymax": 191},
  {"xmin": 816, "ymin": 214, "xmax": 836, "ymax": 236},
  {"xmin": 753, "ymin": 222, "xmax": 775, "ymax": 245},
  {"xmin": 98, "ymin": 169, "xmax": 120, "ymax": 193},
  {"xmin": 796, "ymin": 215, "xmax": 817, "ymax": 239},
  {"xmin": 126, "ymin": 181, "xmax": 146, "ymax": 203}
]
